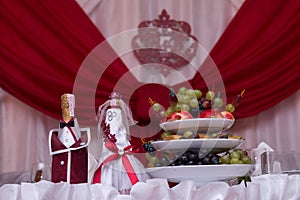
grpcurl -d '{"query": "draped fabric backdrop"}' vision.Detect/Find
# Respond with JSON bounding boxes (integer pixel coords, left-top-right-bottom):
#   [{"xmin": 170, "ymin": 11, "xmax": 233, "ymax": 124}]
[
  {"xmin": 0, "ymin": 0, "xmax": 299, "ymax": 177},
  {"xmin": 0, "ymin": 90, "xmax": 56, "ymax": 173},
  {"xmin": 1, "ymin": 0, "xmax": 299, "ymax": 122}
]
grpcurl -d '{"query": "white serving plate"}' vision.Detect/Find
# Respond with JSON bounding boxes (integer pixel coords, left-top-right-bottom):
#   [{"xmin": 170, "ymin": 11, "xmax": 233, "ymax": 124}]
[
  {"xmin": 160, "ymin": 118, "xmax": 234, "ymax": 134},
  {"xmin": 145, "ymin": 164, "xmax": 252, "ymax": 186},
  {"xmin": 151, "ymin": 138, "xmax": 243, "ymax": 153}
]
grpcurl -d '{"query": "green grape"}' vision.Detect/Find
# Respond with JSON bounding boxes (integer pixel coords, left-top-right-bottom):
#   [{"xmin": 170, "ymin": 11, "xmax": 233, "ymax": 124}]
[
  {"xmin": 214, "ymin": 97, "xmax": 223, "ymax": 108},
  {"xmin": 234, "ymin": 149, "xmax": 244, "ymax": 156},
  {"xmin": 161, "ymin": 131, "xmax": 172, "ymax": 139},
  {"xmin": 163, "ymin": 152, "xmax": 174, "ymax": 162},
  {"xmin": 241, "ymin": 155, "xmax": 252, "ymax": 164},
  {"xmin": 189, "ymin": 98, "xmax": 199, "ymax": 108},
  {"xmin": 230, "ymin": 151, "xmax": 241, "ymax": 160},
  {"xmin": 237, "ymin": 160, "xmax": 244, "ymax": 164},
  {"xmin": 152, "ymin": 103, "xmax": 162, "ymax": 112},
  {"xmin": 181, "ymin": 104, "xmax": 190, "ymax": 112},
  {"xmin": 186, "ymin": 89, "xmax": 196, "ymax": 98},
  {"xmin": 220, "ymin": 154, "xmax": 230, "ymax": 164},
  {"xmin": 194, "ymin": 89, "xmax": 202, "ymax": 99},
  {"xmin": 182, "ymin": 95, "xmax": 191, "ymax": 104},
  {"xmin": 178, "ymin": 87, "xmax": 187, "ymax": 95},
  {"xmin": 206, "ymin": 91, "xmax": 215, "ymax": 100},
  {"xmin": 226, "ymin": 104, "xmax": 235, "ymax": 113},
  {"xmin": 183, "ymin": 131, "xmax": 193, "ymax": 138},
  {"xmin": 165, "ymin": 107, "xmax": 174, "ymax": 117},
  {"xmin": 174, "ymin": 104, "xmax": 182, "ymax": 112},
  {"xmin": 230, "ymin": 158, "xmax": 240, "ymax": 164},
  {"xmin": 177, "ymin": 94, "xmax": 183, "ymax": 103},
  {"xmin": 145, "ymin": 152, "xmax": 153, "ymax": 161},
  {"xmin": 146, "ymin": 153, "xmax": 159, "ymax": 163},
  {"xmin": 210, "ymin": 133, "xmax": 218, "ymax": 138}
]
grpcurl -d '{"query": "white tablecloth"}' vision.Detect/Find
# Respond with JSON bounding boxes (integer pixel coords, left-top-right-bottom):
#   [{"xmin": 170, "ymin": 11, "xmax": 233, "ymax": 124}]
[
  {"xmin": 0, "ymin": 171, "xmax": 30, "ymax": 187},
  {"xmin": 1, "ymin": 174, "xmax": 300, "ymax": 200}
]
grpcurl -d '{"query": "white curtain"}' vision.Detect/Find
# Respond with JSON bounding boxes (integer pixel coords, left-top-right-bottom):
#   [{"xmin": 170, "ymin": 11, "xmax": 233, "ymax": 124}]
[
  {"xmin": 81, "ymin": 0, "xmax": 244, "ymax": 85},
  {"xmin": 234, "ymin": 89, "xmax": 300, "ymax": 152},
  {"xmin": 1, "ymin": 0, "xmax": 299, "ymax": 185},
  {"xmin": 0, "ymin": 89, "xmax": 56, "ymax": 174}
]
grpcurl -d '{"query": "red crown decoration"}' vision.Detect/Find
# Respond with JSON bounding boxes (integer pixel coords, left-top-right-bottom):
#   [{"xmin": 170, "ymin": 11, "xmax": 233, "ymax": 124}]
[{"xmin": 132, "ymin": 9, "xmax": 198, "ymax": 76}]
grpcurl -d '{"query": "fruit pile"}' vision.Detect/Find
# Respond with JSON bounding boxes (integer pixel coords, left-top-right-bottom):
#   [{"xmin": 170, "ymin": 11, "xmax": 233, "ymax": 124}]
[
  {"xmin": 161, "ymin": 131, "xmax": 244, "ymax": 140},
  {"xmin": 151, "ymin": 87, "xmax": 245, "ymax": 121},
  {"xmin": 145, "ymin": 148, "xmax": 252, "ymax": 168},
  {"xmin": 219, "ymin": 149, "xmax": 252, "ymax": 164}
]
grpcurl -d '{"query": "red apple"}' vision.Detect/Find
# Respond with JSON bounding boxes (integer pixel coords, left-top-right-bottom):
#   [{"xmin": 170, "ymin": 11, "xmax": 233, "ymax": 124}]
[
  {"xmin": 198, "ymin": 109, "xmax": 224, "ymax": 118},
  {"xmin": 167, "ymin": 110, "xmax": 193, "ymax": 121},
  {"xmin": 221, "ymin": 111, "xmax": 235, "ymax": 120}
]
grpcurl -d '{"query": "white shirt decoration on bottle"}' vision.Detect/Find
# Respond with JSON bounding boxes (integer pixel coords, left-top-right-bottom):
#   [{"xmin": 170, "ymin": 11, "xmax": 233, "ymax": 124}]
[{"xmin": 58, "ymin": 118, "xmax": 81, "ymax": 148}]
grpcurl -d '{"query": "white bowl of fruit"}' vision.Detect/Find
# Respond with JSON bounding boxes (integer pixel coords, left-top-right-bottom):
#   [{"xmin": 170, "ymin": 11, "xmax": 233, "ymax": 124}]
[
  {"xmin": 144, "ymin": 148, "xmax": 253, "ymax": 186},
  {"xmin": 150, "ymin": 87, "xmax": 245, "ymax": 136}
]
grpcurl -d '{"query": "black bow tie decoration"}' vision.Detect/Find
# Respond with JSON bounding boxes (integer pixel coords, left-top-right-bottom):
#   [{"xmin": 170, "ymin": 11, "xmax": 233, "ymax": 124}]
[{"xmin": 60, "ymin": 120, "xmax": 75, "ymax": 128}]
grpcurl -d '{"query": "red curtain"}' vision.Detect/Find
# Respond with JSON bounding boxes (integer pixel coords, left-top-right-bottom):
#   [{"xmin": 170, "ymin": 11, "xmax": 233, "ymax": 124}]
[
  {"xmin": 0, "ymin": 0, "xmax": 299, "ymax": 129},
  {"xmin": 0, "ymin": 0, "xmax": 136, "ymax": 124},
  {"xmin": 190, "ymin": 0, "xmax": 300, "ymax": 118}
]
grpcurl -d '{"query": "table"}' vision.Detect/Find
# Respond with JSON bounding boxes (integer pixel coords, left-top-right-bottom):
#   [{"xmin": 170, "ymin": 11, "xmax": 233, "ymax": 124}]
[{"xmin": 1, "ymin": 174, "xmax": 300, "ymax": 200}]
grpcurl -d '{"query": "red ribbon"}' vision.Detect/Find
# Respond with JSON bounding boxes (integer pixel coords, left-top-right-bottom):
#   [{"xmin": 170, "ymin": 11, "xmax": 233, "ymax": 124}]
[{"xmin": 92, "ymin": 141, "xmax": 140, "ymax": 185}]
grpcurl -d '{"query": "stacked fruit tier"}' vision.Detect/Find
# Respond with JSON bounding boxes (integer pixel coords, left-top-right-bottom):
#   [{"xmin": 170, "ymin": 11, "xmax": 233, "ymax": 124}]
[
  {"xmin": 145, "ymin": 127, "xmax": 252, "ymax": 185},
  {"xmin": 144, "ymin": 87, "xmax": 252, "ymax": 185}
]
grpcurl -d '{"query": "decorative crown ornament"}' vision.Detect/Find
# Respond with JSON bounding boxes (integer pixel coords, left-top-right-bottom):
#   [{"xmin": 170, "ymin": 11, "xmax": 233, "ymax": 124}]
[{"xmin": 132, "ymin": 9, "xmax": 198, "ymax": 76}]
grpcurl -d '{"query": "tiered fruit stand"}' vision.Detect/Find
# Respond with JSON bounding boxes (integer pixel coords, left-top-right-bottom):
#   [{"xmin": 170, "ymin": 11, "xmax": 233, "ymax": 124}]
[{"xmin": 145, "ymin": 117, "xmax": 252, "ymax": 187}]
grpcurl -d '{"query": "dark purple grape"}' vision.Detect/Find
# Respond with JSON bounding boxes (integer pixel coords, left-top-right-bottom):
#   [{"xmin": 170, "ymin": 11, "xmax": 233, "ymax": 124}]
[
  {"xmin": 187, "ymin": 160, "xmax": 196, "ymax": 165},
  {"xmin": 194, "ymin": 134, "xmax": 200, "ymax": 139},
  {"xmin": 200, "ymin": 97, "xmax": 206, "ymax": 103},
  {"xmin": 198, "ymin": 100, "xmax": 205, "ymax": 109},
  {"xmin": 173, "ymin": 152, "xmax": 182, "ymax": 163},
  {"xmin": 188, "ymin": 152, "xmax": 198, "ymax": 161},
  {"xmin": 206, "ymin": 153, "xmax": 214, "ymax": 158},
  {"xmin": 168, "ymin": 159, "xmax": 175, "ymax": 166},
  {"xmin": 202, "ymin": 100, "xmax": 211, "ymax": 109},
  {"xmin": 185, "ymin": 150, "xmax": 193, "ymax": 155},
  {"xmin": 169, "ymin": 88, "xmax": 178, "ymax": 107},
  {"xmin": 220, "ymin": 134, "xmax": 229, "ymax": 139},
  {"xmin": 201, "ymin": 157, "xmax": 211, "ymax": 165},
  {"xmin": 210, "ymin": 156, "xmax": 221, "ymax": 164},
  {"xmin": 232, "ymin": 90, "xmax": 245, "ymax": 107},
  {"xmin": 180, "ymin": 154, "xmax": 189, "ymax": 164},
  {"xmin": 190, "ymin": 107, "xmax": 200, "ymax": 118},
  {"xmin": 197, "ymin": 160, "xmax": 203, "ymax": 165},
  {"xmin": 175, "ymin": 159, "xmax": 182, "ymax": 166},
  {"xmin": 232, "ymin": 95, "xmax": 242, "ymax": 107}
]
